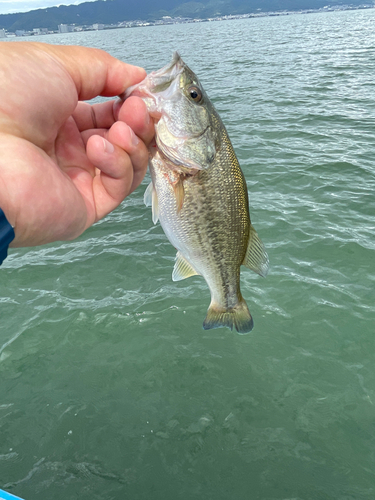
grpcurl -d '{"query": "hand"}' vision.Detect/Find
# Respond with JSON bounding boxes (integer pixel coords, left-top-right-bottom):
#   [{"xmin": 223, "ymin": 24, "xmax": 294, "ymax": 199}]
[{"xmin": 0, "ymin": 42, "xmax": 154, "ymax": 247}]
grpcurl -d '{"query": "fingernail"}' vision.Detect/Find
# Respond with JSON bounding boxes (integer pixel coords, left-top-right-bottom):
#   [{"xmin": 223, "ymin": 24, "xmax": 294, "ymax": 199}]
[
  {"xmin": 103, "ymin": 138, "xmax": 115, "ymax": 154},
  {"xmin": 130, "ymin": 128, "xmax": 139, "ymax": 147}
]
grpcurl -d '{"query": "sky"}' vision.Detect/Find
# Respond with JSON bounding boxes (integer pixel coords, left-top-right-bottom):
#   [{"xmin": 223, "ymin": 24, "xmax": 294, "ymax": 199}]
[{"xmin": 0, "ymin": 0, "xmax": 91, "ymax": 15}]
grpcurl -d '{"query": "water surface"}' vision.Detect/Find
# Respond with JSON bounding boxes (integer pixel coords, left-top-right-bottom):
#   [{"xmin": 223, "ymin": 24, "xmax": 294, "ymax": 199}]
[{"xmin": 1, "ymin": 9, "xmax": 375, "ymax": 499}]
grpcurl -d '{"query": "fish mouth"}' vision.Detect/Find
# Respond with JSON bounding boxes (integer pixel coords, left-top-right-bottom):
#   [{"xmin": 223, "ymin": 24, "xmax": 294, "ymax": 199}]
[
  {"xmin": 123, "ymin": 52, "xmax": 184, "ymax": 102},
  {"xmin": 147, "ymin": 52, "xmax": 184, "ymax": 93}
]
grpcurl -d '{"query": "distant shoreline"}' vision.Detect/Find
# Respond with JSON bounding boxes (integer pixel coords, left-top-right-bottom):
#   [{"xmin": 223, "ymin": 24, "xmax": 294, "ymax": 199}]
[{"xmin": 1, "ymin": 4, "xmax": 374, "ymax": 39}]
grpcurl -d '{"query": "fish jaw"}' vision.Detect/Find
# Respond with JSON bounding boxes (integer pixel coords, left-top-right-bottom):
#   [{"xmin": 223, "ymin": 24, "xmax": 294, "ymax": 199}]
[{"xmin": 124, "ymin": 52, "xmax": 185, "ymax": 117}]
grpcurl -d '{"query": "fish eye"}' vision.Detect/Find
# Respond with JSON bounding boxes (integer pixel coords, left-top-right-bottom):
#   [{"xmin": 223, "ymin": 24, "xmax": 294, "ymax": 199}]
[{"xmin": 188, "ymin": 86, "xmax": 202, "ymax": 103}]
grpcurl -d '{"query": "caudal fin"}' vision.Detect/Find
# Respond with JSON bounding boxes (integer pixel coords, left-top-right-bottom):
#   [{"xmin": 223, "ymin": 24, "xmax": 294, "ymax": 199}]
[{"xmin": 203, "ymin": 299, "xmax": 254, "ymax": 334}]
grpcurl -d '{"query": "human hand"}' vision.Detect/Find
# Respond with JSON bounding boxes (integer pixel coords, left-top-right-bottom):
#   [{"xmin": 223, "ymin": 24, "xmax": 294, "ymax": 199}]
[{"xmin": 0, "ymin": 42, "xmax": 154, "ymax": 247}]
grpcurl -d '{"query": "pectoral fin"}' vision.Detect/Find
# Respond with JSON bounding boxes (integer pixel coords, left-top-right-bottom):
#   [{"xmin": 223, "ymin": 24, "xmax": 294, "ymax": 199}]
[
  {"xmin": 173, "ymin": 177, "xmax": 185, "ymax": 212},
  {"xmin": 172, "ymin": 251, "xmax": 199, "ymax": 282},
  {"xmin": 144, "ymin": 182, "xmax": 159, "ymax": 224},
  {"xmin": 242, "ymin": 224, "xmax": 269, "ymax": 277}
]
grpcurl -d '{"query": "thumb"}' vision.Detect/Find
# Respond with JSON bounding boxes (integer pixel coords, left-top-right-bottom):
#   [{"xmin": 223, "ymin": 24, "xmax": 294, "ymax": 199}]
[{"xmin": 37, "ymin": 42, "xmax": 147, "ymax": 100}]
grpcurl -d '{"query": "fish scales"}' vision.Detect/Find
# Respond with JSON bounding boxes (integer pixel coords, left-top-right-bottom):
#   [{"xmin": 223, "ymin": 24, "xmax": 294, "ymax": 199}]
[
  {"xmin": 153, "ymin": 139, "xmax": 248, "ymax": 306},
  {"xmin": 126, "ymin": 53, "xmax": 269, "ymax": 333}
]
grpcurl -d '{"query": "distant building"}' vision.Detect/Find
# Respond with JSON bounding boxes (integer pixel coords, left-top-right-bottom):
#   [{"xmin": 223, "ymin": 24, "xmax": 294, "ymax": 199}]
[
  {"xmin": 58, "ymin": 24, "xmax": 74, "ymax": 33},
  {"xmin": 15, "ymin": 30, "xmax": 25, "ymax": 36},
  {"xmin": 0, "ymin": 29, "xmax": 6, "ymax": 38},
  {"xmin": 33, "ymin": 28, "xmax": 48, "ymax": 35},
  {"xmin": 92, "ymin": 23, "xmax": 104, "ymax": 30}
]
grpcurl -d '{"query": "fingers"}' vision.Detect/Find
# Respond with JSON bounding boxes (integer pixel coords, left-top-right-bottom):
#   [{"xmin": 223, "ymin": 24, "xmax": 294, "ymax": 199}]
[
  {"xmin": 86, "ymin": 122, "xmax": 149, "ymax": 221},
  {"xmin": 107, "ymin": 121, "xmax": 150, "ymax": 193},
  {"xmin": 118, "ymin": 96, "xmax": 155, "ymax": 146},
  {"xmin": 72, "ymin": 95, "xmax": 154, "ymax": 224},
  {"xmin": 74, "ymin": 97, "xmax": 154, "ymax": 148},
  {"xmin": 73, "ymin": 101, "xmax": 116, "ymax": 132}
]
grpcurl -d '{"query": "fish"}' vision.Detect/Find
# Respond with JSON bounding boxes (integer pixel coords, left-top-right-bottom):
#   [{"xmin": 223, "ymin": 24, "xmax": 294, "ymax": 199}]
[{"xmin": 126, "ymin": 53, "xmax": 269, "ymax": 333}]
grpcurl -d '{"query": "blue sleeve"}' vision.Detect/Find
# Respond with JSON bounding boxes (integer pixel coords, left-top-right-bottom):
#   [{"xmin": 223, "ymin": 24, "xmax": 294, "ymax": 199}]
[{"xmin": 0, "ymin": 208, "xmax": 15, "ymax": 265}]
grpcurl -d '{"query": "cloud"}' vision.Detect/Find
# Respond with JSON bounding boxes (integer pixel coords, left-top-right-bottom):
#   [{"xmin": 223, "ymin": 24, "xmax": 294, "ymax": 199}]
[{"xmin": 0, "ymin": 0, "xmax": 91, "ymax": 15}]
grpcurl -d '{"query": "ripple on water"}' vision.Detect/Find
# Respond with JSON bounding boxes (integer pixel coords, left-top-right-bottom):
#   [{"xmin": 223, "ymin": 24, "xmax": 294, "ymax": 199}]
[{"xmin": 1, "ymin": 10, "xmax": 375, "ymax": 500}]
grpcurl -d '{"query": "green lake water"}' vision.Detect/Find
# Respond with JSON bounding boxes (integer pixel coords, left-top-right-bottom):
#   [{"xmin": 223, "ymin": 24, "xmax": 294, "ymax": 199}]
[{"xmin": 1, "ymin": 9, "xmax": 375, "ymax": 499}]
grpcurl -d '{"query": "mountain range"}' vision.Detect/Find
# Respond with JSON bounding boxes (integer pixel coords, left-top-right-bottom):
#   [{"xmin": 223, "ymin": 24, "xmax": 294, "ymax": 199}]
[{"xmin": 0, "ymin": 0, "xmax": 372, "ymax": 32}]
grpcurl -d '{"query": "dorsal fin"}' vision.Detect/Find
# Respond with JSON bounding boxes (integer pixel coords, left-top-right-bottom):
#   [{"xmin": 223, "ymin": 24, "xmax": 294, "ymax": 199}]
[
  {"xmin": 242, "ymin": 224, "xmax": 269, "ymax": 277},
  {"xmin": 172, "ymin": 251, "xmax": 200, "ymax": 281},
  {"xmin": 144, "ymin": 182, "xmax": 159, "ymax": 225}
]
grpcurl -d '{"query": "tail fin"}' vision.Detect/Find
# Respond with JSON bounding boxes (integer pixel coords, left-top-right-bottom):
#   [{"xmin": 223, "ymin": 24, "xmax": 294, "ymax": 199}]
[{"xmin": 203, "ymin": 299, "xmax": 254, "ymax": 334}]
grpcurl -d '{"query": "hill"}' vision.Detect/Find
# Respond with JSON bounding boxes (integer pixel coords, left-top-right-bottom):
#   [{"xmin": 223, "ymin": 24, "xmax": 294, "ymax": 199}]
[{"xmin": 0, "ymin": 0, "xmax": 372, "ymax": 32}]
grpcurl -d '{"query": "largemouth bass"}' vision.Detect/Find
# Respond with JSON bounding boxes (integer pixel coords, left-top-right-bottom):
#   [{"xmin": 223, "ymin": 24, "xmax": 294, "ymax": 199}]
[{"xmin": 126, "ymin": 53, "xmax": 269, "ymax": 333}]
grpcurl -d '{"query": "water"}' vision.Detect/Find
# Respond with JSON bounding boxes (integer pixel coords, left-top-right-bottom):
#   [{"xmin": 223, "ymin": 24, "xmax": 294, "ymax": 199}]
[{"xmin": 1, "ymin": 9, "xmax": 375, "ymax": 499}]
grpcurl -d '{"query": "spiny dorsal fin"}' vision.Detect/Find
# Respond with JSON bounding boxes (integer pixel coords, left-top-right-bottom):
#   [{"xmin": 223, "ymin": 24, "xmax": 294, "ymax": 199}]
[
  {"xmin": 242, "ymin": 224, "xmax": 269, "ymax": 277},
  {"xmin": 172, "ymin": 251, "xmax": 200, "ymax": 282},
  {"xmin": 144, "ymin": 182, "xmax": 159, "ymax": 225}
]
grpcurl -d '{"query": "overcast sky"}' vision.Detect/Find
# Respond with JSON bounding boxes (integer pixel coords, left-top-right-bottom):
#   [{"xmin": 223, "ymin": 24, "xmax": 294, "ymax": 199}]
[{"xmin": 0, "ymin": 0, "xmax": 91, "ymax": 15}]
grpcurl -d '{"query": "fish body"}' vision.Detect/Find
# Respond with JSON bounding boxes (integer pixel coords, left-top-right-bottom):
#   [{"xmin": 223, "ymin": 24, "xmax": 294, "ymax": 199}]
[{"xmin": 127, "ymin": 53, "xmax": 269, "ymax": 333}]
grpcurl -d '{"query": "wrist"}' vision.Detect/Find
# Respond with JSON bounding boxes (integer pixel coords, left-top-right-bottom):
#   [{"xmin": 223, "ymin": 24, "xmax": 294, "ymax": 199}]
[{"xmin": 0, "ymin": 208, "xmax": 15, "ymax": 265}]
